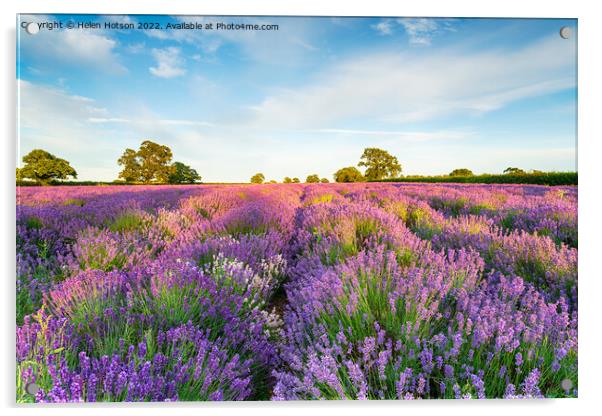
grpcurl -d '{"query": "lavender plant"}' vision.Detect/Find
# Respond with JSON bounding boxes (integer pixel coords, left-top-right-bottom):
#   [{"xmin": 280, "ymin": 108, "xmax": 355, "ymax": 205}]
[{"xmin": 16, "ymin": 183, "xmax": 577, "ymax": 401}]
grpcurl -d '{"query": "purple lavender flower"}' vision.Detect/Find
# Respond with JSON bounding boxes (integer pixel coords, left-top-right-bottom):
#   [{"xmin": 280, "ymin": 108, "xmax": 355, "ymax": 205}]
[{"xmin": 16, "ymin": 183, "xmax": 577, "ymax": 401}]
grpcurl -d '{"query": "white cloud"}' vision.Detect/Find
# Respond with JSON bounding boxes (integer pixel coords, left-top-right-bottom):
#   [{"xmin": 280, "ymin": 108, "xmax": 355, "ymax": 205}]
[
  {"xmin": 17, "ymin": 80, "xmax": 121, "ymax": 177},
  {"xmin": 309, "ymin": 129, "xmax": 472, "ymax": 141},
  {"xmin": 292, "ymin": 38, "xmax": 318, "ymax": 51},
  {"xmin": 247, "ymin": 35, "xmax": 576, "ymax": 129},
  {"xmin": 88, "ymin": 117, "xmax": 130, "ymax": 123},
  {"xmin": 156, "ymin": 119, "xmax": 212, "ymax": 127},
  {"xmin": 126, "ymin": 42, "xmax": 145, "ymax": 54},
  {"xmin": 149, "ymin": 47, "xmax": 186, "ymax": 78},
  {"xmin": 53, "ymin": 30, "xmax": 127, "ymax": 73},
  {"xmin": 397, "ymin": 18, "xmax": 441, "ymax": 45},
  {"xmin": 19, "ymin": 15, "xmax": 127, "ymax": 74},
  {"xmin": 371, "ymin": 18, "xmax": 456, "ymax": 45},
  {"xmin": 88, "ymin": 117, "xmax": 212, "ymax": 127},
  {"xmin": 18, "ymin": 80, "xmax": 107, "ymax": 130},
  {"xmin": 145, "ymin": 16, "xmax": 319, "ymax": 65},
  {"xmin": 372, "ymin": 20, "xmax": 394, "ymax": 36}
]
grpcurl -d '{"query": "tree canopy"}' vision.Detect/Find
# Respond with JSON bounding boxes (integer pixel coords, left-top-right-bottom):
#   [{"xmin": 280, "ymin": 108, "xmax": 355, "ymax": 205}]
[
  {"xmin": 18, "ymin": 149, "xmax": 77, "ymax": 185},
  {"xmin": 305, "ymin": 174, "xmax": 320, "ymax": 183},
  {"xmin": 292, "ymin": 177, "xmax": 300, "ymax": 183},
  {"xmin": 358, "ymin": 148, "xmax": 402, "ymax": 181},
  {"xmin": 283, "ymin": 177, "xmax": 293, "ymax": 184},
  {"xmin": 250, "ymin": 173, "xmax": 265, "ymax": 184},
  {"xmin": 320, "ymin": 178, "xmax": 329, "ymax": 183},
  {"xmin": 168, "ymin": 162, "xmax": 201, "ymax": 184},
  {"xmin": 449, "ymin": 168, "xmax": 474, "ymax": 177},
  {"xmin": 504, "ymin": 167, "xmax": 526, "ymax": 175},
  {"xmin": 334, "ymin": 166, "xmax": 364, "ymax": 183},
  {"xmin": 118, "ymin": 140, "xmax": 174, "ymax": 183}
]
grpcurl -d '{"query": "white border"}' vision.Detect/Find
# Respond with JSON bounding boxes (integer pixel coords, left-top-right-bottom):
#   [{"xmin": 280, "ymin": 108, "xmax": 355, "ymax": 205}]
[{"xmin": 2, "ymin": 1, "xmax": 601, "ymax": 416}]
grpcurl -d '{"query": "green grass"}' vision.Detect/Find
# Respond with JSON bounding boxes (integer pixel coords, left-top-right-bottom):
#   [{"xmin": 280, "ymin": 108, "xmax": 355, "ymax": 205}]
[
  {"xmin": 405, "ymin": 207, "xmax": 442, "ymax": 240},
  {"xmin": 469, "ymin": 203, "xmax": 495, "ymax": 216},
  {"xmin": 196, "ymin": 207, "xmax": 211, "ymax": 219},
  {"xmin": 306, "ymin": 194, "xmax": 335, "ymax": 206},
  {"xmin": 24, "ymin": 216, "xmax": 43, "ymax": 230},
  {"xmin": 62, "ymin": 198, "xmax": 86, "ymax": 206},
  {"xmin": 108, "ymin": 211, "xmax": 146, "ymax": 233}
]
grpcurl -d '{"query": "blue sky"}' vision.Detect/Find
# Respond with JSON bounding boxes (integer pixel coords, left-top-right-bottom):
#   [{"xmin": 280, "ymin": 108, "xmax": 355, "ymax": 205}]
[{"xmin": 17, "ymin": 15, "xmax": 577, "ymax": 182}]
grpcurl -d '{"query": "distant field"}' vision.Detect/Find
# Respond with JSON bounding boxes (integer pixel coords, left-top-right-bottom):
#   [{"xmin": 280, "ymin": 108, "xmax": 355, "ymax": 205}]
[
  {"xmin": 16, "ymin": 180, "xmax": 252, "ymax": 187},
  {"xmin": 16, "ymin": 183, "xmax": 577, "ymax": 401},
  {"xmin": 16, "ymin": 172, "xmax": 577, "ymax": 187},
  {"xmin": 381, "ymin": 171, "xmax": 577, "ymax": 186}
]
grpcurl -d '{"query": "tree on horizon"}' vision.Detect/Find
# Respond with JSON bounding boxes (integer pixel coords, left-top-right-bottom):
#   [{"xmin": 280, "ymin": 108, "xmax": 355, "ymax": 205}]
[
  {"xmin": 334, "ymin": 166, "xmax": 364, "ymax": 183},
  {"xmin": 449, "ymin": 168, "xmax": 474, "ymax": 177},
  {"xmin": 118, "ymin": 140, "xmax": 174, "ymax": 183},
  {"xmin": 18, "ymin": 149, "xmax": 77, "ymax": 185},
  {"xmin": 250, "ymin": 173, "xmax": 265, "ymax": 184},
  {"xmin": 169, "ymin": 162, "xmax": 201, "ymax": 184},
  {"xmin": 504, "ymin": 167, "xmax": 526, "ymax": 175},
  {"xmin": 358, "ymin": 148, "xmax": 402, "ymax": 181},
  {"xmin": 306, "ymin": 174, "xmax": 320, "ymax": 183}
]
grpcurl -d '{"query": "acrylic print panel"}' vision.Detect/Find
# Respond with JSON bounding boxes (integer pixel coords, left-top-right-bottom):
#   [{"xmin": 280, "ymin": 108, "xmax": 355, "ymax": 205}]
[{"xmin": 16, "ymin": 14, "xmax": 577, "ymax": 402}]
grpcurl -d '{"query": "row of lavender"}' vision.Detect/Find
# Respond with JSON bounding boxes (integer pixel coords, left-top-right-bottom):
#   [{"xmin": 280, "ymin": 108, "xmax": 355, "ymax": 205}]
[
  {"xmin": 274, "ymin": 184, "xmax": 577, "ymax": 399},
  {"xmin": 16, "ymin": 183, "xmax": 577, "ymax": 401},
  {"xmin": 17, "ymin": 185, "xmax": 299, "ymax": 401}
]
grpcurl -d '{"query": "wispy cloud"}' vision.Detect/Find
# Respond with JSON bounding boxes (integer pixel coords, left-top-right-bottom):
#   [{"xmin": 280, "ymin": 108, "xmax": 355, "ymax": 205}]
[
  {"xmin": 144, "ymin": 16, "xmax": 319, "ymax": 66},
  {"xmin": 87, "ymin": 117, "xmax": 130, "ymax": 123},
  {"xmin": 19, "ymin": 15, "xmax": 127, "ymax": 74},
  {"xmin": 309, "ymin": 129, "xmax": 472, "ymax": 141},
  {"xmin": 19, "ymin": 80, "xmax": 106, "ymax": 130},
  {"xmin": 248, "ymin": 35, "xmax": 575, "ymax": 129},
  {"xmin": 398, "ymin": 18, "xmax": 442, "ymax": 45},
  {"xmin": 372, "ymin": 20, "xmax": 394, "ymax": 36},
  {"xmin": 125, "ymin": 42, "xmax": 145, "ymax": 54},
  {"xmin": 371, "ymin": 17, "xmax": 456, "ymax": 45},
  {"xmin": 291, "ymin": 38, "xmax": 318, "ymax": 51},
  {"xmin": 17, "ymin": 80, "xmax": 119, "ymax": 177},
  {"xmin": 149, "ymin": 47, "xmax": 186, "ymax": 78},
  {"xmin": 156, "ymin": 119, "xmax": 212, "ymax": 127},
  {"xmin": 89, "ymin": 117, "xmax": 213, "ymax": 127}
]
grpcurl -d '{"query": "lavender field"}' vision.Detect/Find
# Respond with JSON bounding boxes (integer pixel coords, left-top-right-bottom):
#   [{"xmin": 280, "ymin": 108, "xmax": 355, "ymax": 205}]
[{"xmin": 16, "ymin": 183, "xmax": 578, "ymax": 402}]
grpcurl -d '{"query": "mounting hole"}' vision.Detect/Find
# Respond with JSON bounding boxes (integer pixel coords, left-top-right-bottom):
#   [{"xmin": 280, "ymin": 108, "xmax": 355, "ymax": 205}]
[
  {"xmin": 559, "ymin": 26, "xmax": 571, "ymax": 39},
  {"xmin": 25, "ymin": 382, "xmax": 40, "ymax": 395},
  {"xmin": 25, "ymin": 22, "xmax": 39, "ymax": 35},
  {"xmin": 561, "ymin": 378, "xmax": 573, "ymax": 392}
]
